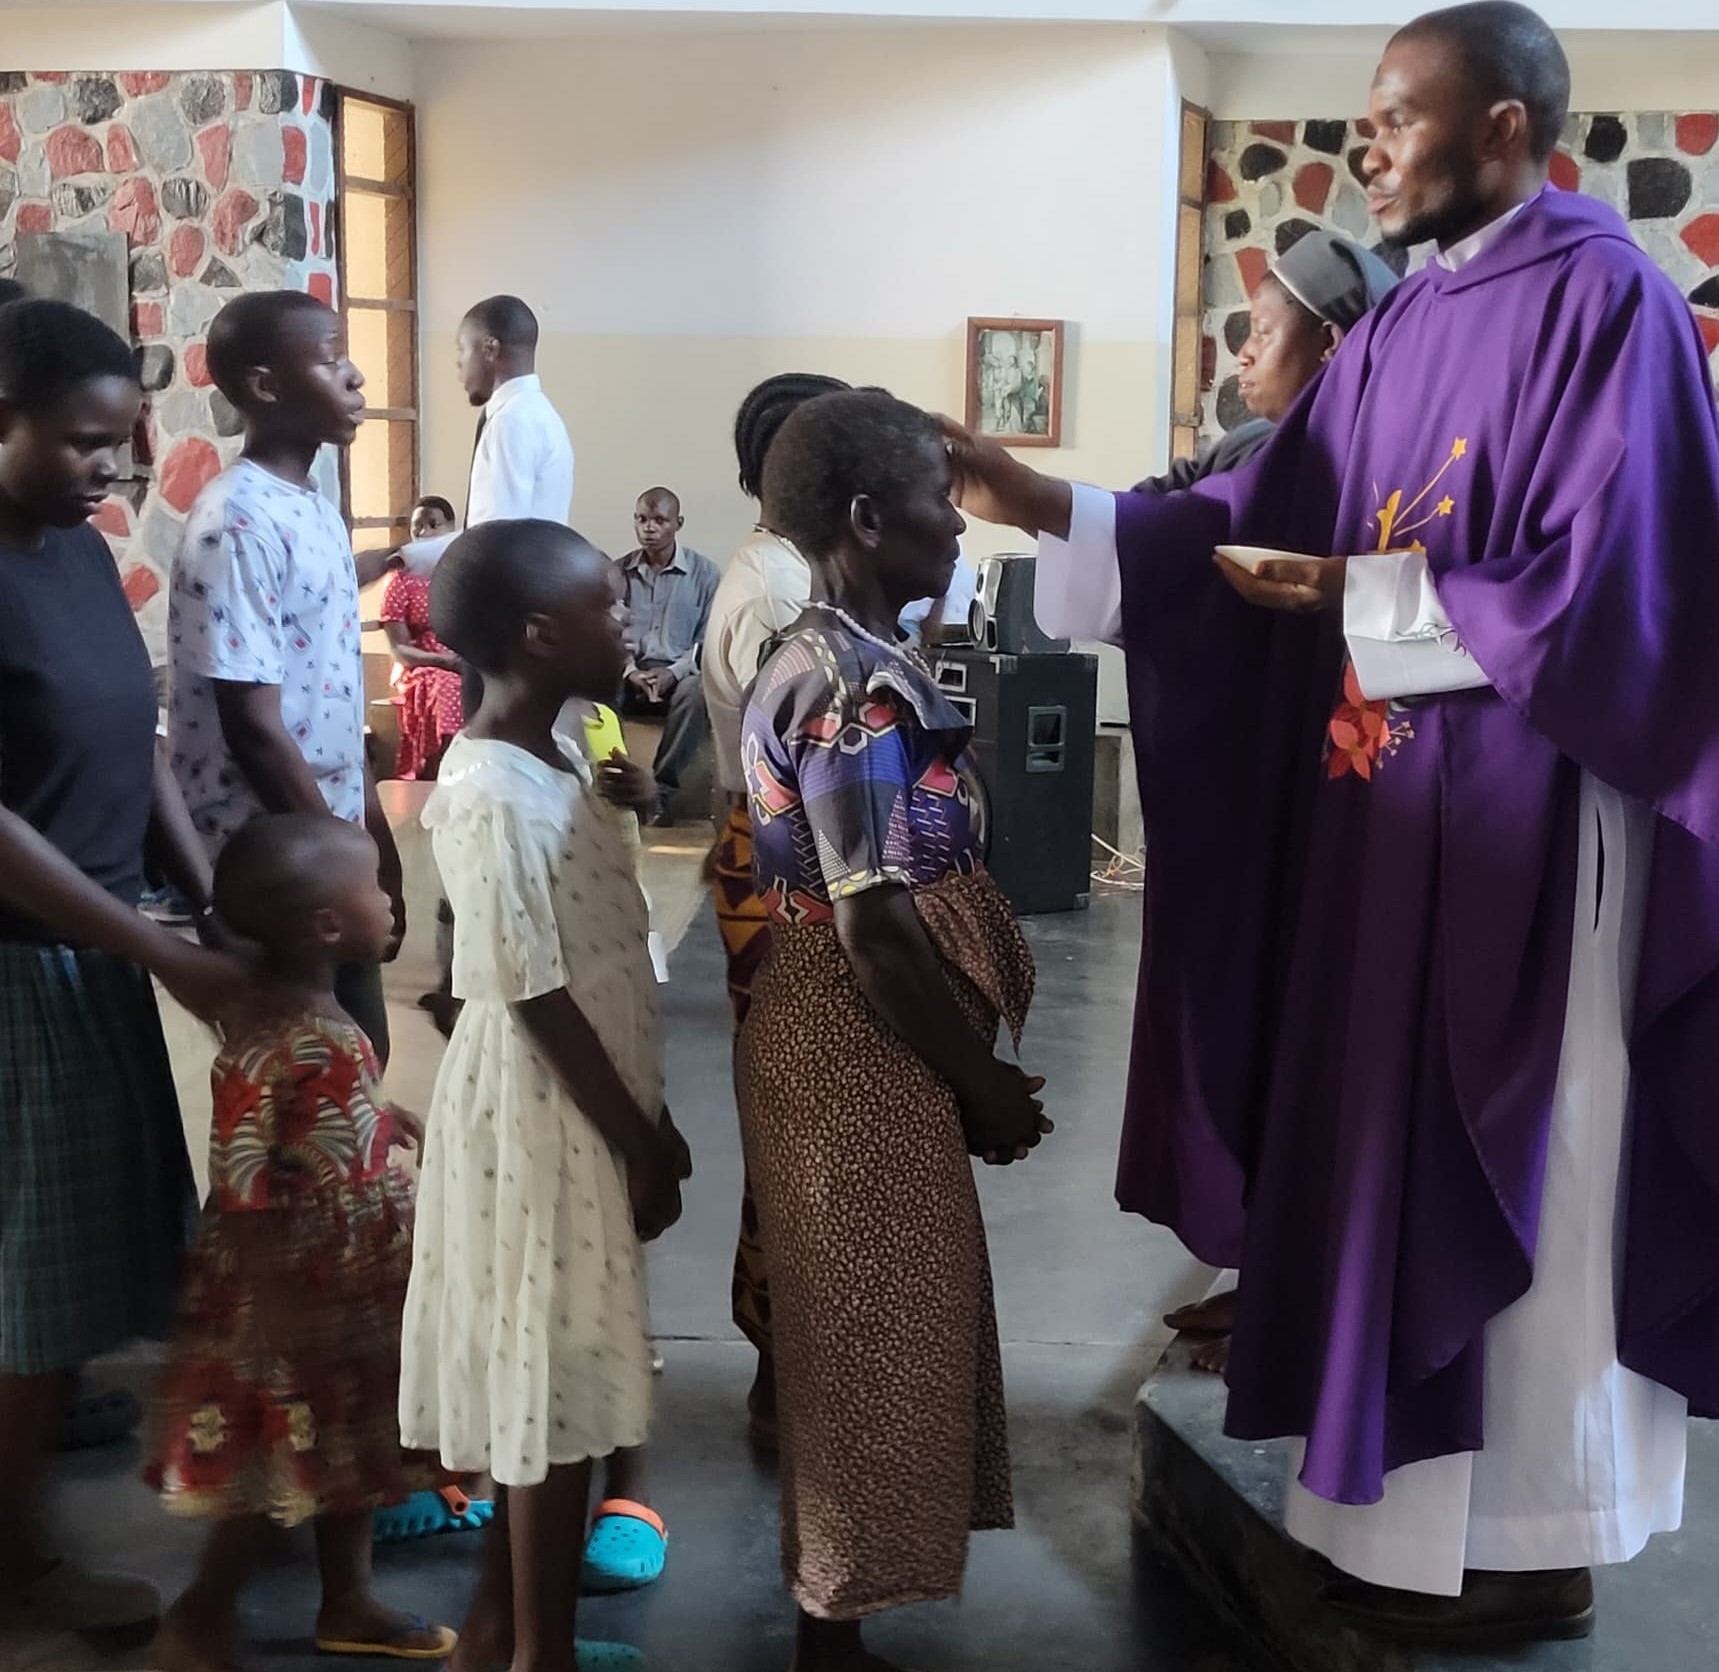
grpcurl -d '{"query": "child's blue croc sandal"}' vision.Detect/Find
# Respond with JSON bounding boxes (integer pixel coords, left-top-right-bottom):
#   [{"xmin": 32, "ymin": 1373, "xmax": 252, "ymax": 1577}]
[
  {"xmin": 576, "ymin": 1644, "xmax": 644, "ymax": 1671},
  {"xmin": 580, "ymin": 1499, "xmax": 667, "ymax": 1593},
  {"xmin": 374, "ymin": 1486, "xmax": 495, "ymax": 1544}
]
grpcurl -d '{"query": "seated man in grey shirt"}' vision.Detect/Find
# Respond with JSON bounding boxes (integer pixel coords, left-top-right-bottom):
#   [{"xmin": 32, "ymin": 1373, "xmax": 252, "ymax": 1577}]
[{"xmin": 620, "ymin": 487, "xmax": 721, "ymax": 824}]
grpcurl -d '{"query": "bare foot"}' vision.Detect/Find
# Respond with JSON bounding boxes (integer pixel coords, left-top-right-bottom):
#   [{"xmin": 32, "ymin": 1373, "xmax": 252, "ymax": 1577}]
[
  {"xmin": 1189, "ymin": 1334, "xmax": 1232, "ymax": 1378},
  {"xmin": 157, "ymin": 1600, "xmax": 245, "ymax": 1672},
  {"xmin": 792, "ymin": 1614, "xmax": 911, "ymax": 1671},
  {"xmin": 749, "ymin": 1353, "xmax": 779, "ymax": 1454},
  {"xmin": 315, "ymin": 1594, "xmax": 454, "ymax": 1657},
  {"xmin": 790, "ymin": 1650, "xmax": 910, "ymax": 1672},
  {"xmin": 449, "ymin": 1596, "xmax": 510, "ymax": 1672},
  {"xmin": 1164, "ymin": 1288, "xmax": 1237, "ymax": 1336}
]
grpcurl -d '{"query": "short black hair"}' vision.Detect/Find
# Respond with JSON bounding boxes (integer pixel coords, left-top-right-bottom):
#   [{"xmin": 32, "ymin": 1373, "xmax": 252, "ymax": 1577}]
[
  {"xmin": 0, "ymin": 277, "xmax": 28, "ymax": 309},
  {"xmin": 430, "ymin": 517, "xmax": 607, "ymax": 675},
  {"xmin": 0, "ymin": 298, "xmax": 138, "ymax": 414},
  {"xmin": 760, "ymin": 389, "xmax": 943, "ymax": 564},
  {"xmin": 637, "ymin": 486, "xmax": 680, "ymax": 516},
  {"xmin": 1394, "ymin": 2, "xmax": 1571, "ymax": 163},
  {"xmin": 213, "ymin": 811, "xmax": 373, "ymax": 946},
  {"xmin": 415, "ymin": 494, "xmax": 457, "ymax": 523},
  {"xmin": 463, "ymin": 295, "xmax": 539, "ymax": 352},
  {"xmin": 733, "ymin": 373, "xmax": 851, "ymax": 499},
  {"xmin": 205, "ymin": 289, "xmax": 334, "ymax": 404}
]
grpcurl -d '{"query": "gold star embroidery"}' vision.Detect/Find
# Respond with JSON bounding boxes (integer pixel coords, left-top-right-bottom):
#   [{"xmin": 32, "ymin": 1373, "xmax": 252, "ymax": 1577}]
[
  {"xmin": 1452, "ymin": 438, "xmax": 1468, "ymax": 459},
  {"xmin": 1436, "ymin": 496, "xmax": 1455, "ymax": 516}
]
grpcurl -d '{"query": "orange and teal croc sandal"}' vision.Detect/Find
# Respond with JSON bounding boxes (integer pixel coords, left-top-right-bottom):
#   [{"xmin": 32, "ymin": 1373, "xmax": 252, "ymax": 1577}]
[
  {"xmin": 581, "ymin": 1499, "xmax": 667, "ymax": 1594},
  {"xmin": 374, "ymin": 1485, "xmax": 495, "ymax": 1544},
  {"xmin": 315, "ymin": 1619, "xmax": 458, "ymax": 1661}
]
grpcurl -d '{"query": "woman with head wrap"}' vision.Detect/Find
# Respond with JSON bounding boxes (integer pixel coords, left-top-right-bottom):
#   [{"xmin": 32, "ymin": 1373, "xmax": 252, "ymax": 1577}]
[{"xmin": 1137, "ymin": 229, "xmax": 1399, "ymax": 495}]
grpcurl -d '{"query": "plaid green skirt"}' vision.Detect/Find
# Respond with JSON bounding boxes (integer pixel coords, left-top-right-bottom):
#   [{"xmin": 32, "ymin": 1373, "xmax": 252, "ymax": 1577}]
[{"xmin": 0, "ymin": 940, "xmax": 195, "ymax": 1374}]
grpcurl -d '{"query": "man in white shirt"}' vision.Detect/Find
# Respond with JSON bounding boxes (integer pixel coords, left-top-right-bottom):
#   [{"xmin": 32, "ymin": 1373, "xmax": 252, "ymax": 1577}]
[
  {"xmin": 452, "ymin": 295, "xmax": 574, "ymax": 730},
  {"xmin": 458, "ymin": 293, "xmax": 574, "ymax": 527}
]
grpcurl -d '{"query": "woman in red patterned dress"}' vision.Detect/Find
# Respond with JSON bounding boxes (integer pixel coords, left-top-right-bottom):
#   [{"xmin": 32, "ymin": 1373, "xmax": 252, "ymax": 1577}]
[
  {"xmin": 147, "ymin": 813, "xmax": 454, "ymax": 1672},
  {"xmin": 380, "ymin": 497, "xmax": 463, "ymax": 780}
]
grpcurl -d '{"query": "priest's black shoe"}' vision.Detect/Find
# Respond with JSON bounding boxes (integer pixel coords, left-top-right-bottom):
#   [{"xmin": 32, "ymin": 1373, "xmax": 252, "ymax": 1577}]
[{"xmin": 1323, "ymin": 1566, "xmax": 1595, "ymax": 1647}]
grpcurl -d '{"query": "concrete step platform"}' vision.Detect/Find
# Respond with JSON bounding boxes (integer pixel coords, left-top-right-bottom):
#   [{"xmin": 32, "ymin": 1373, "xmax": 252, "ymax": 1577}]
[{"xmin": 1132, "ymin": 1344, "xmax": 1714, "ymax": 1672}]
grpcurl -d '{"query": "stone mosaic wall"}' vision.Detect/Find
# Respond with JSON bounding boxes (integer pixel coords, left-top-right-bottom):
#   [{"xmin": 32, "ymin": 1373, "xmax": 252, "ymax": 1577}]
[
  {"xmin": 0, "ymin": 69, "xmax": 339, "ymax": 652},
  {"xmin": 1203, "ymin": 112, "xmax": 1719, "ymax": 439}
]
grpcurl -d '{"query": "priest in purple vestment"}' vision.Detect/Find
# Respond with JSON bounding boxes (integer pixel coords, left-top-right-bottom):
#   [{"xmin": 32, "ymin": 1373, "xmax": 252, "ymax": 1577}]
[{"xmin": 947, "ymin": 1, "xmax": 1719, "ymax": 1647}]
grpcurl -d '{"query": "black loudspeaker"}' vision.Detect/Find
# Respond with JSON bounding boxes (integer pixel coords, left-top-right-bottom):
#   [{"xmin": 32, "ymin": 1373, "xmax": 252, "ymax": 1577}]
[
  {"xmin": 968, "ymin": 554, "xmax": 1070, "ymax": 655},
  {"xmin": 932, "ymin": 648, "xmax": 1097, "ymax": 915}
]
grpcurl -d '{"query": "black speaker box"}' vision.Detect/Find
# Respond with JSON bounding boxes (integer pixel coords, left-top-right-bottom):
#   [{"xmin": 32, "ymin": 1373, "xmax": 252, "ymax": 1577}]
[
  {"xmin": 931, "ymin": 647, "xmax": 1097, "ymax": 916},
  {"xmin": 967, "ymin": 554, "xmax": 1070, "ymax": 655}
]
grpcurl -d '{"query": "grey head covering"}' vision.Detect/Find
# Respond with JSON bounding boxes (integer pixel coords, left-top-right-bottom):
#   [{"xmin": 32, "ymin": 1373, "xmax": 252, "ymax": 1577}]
[{"xmin": 1269, "ymin": 230, "xmax": 1399, "ymax": 332}]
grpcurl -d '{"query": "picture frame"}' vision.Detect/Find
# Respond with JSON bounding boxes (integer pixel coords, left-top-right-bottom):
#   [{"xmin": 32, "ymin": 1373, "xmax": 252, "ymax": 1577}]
[{"xmin": 965, "ymin": 317, "xmax": 1064, "ymax": 448}]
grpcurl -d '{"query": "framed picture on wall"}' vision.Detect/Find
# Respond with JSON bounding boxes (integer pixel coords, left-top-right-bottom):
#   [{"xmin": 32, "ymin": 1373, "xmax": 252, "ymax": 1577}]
[{"xmin": 965, "ymin": 317, "xmax": 1064, "ymax": 448}]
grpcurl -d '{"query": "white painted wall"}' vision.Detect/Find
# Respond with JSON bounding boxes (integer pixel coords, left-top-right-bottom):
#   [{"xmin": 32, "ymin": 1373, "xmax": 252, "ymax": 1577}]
[
  {"xmin": 413, "ymin": 23, "xmax": 1175, "ymax": 538},
  {"xmin": 0, "ymin": 2, "xmax": 412, "ymax": 97},
  {"xmin": 413, "ymin": 23, "xmax": 1178, "ymax": 721}
]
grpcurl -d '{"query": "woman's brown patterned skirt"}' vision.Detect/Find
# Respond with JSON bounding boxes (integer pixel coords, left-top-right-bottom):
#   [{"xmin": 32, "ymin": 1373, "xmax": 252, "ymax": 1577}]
[{"xmin": 735, "ymin": 867, "xmax": 1034, "ymax": 1620}]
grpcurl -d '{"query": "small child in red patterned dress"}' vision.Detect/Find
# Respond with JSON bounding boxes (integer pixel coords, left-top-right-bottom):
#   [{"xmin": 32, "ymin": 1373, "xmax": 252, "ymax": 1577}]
[
  {"xmin": 146, "ymin": 812, "xmax": 456, "ymax": 1672},
  {"xmin": 380, "ymin": 496, "xmax": 464, "ymax": 780}
]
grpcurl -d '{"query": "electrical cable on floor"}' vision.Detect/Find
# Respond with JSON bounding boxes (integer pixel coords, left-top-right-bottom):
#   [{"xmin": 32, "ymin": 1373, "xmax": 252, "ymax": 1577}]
[{"xmin": 1090, "ymin": 833, "xmax": 1146, "ymax": 892}]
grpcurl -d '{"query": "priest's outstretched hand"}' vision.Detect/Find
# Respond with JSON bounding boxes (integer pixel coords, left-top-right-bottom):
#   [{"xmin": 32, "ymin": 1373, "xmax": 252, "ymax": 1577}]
[
  {"xmin": 938, "ymin": 416, "xmax": 1074, "ymax": 539},
  {"xmin": 1214, "ymin": 551, "xmax": 1347, "ymax": 616}
]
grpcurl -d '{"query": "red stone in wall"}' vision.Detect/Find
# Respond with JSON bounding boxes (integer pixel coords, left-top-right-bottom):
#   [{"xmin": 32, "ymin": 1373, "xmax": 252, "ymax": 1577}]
[
  {"xmin": 90, "ymin": 498, "xmax": 131, "ymax": 539},
  {"xmin": 1207, "ymin": 160, "xmax": 1238, "ymax": 205},
  {"xmin": 160, "ymin": 437, "xmax": 221, "ymax": 515},
  {"xmin": 109, "ymin": 178, "xmax": 160, "ymax": 247},
  {"xmin": 169, "ymin": 223, "xmax": 206, "ymax": 278},
  {"xmin": 132, "ymin": 300, "xmax": 164, "ymax": 338},
  {"xmin": 46, "ymin": 124, "xmax": 103, "ymax": 178},
  {"xmin": 185, "ymin": 342, "xmax": 212, "ymax": 387},
  {"xmin": 308, "ymin": 200, "xmax": 321, "ymax": 255},
  {"xmin": 1237, "ymin": 247, "xmax": 1270, "ymax": 297},
  {"xmin": 107, "ymin": 124, "xmax": 139, "ymax": 173},
  {"xmin": 34, "ymin": 72, "xmax": 66, "ymax": 84},
  {"xmin": 119, "ymin": 72, "xmax": 171, "ymax": 98},
  {"xmin": 212, "ymin": 188, "xmax": 260, "ymax": 255},
  {"xmin": 1677, "ymin": 114, "xmax": 1719, "ymax": 157},
  {"xmin": 1550, "ymin": 150, "xmax": 1580, "ymax": 192},
  {"xmin": 1294, "ymin": 162, "xmax": 1335, "ymax": 213},
  {"xmin": 1684, "ymin": 215, "xmax": 1719, "ymax": 268},
  {"xmin": 1251, "ymin": 121, "xmax": 1296, "ymax": 145},
  {"xmin": 308, "ymin": 271, "xmax": 335, "ymax": 306},
  {"xmin": 16, "ymin": 202, "xmax": 52, "ymax": 234},
  {"xmin": 198, "ymin": 123, "xmax": 231, "ymax": 193},
  {"xmin": 1698, "ymin": 314, "xmax": 1719, "ymax": 358},
  {"xmin": 120, "ymin": 563, "xmax": 161, "ymax": 610},
  {"xmin": 283, "ymin": 125, "xmax": 307, "ymax": 185},
  {"xmin": 0, "ymin": 104, "xmax": 21, "ymax": 165},
  {"xmin": 234, "ymin": 72, "xmax": 254, "ymax": 111}
]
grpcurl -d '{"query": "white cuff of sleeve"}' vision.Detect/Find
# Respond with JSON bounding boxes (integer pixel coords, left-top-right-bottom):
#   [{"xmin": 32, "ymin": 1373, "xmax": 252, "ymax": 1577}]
[
  {"xmin": 1033, "ymin": 482, "xmax": 1123, "ymax": 646},
  {"xmin": 1343, "ymin": 551, "xmax": 1492, "ymax": 701}
]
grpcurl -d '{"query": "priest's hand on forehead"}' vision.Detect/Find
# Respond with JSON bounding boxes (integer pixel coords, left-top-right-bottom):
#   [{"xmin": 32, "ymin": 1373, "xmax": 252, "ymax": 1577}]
[
  {"xmin": 936, "ymin": 414, "xmax": 1071, "ymax": 539},
  {"xmin": 1214, "ymin": 551, "xmax": 1347, "ymax": 616}
]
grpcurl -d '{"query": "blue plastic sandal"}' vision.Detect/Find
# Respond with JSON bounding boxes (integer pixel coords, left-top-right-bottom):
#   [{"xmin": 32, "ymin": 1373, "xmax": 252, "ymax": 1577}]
[
  {"xmin": 576, "ymin": 1644, "xmax": 644, "ymax": 1671},
  {"xmin": 374, "ymin": 1486, "xmax": 495, "ymax": 1544},
  {"xmin": 580, "ymin": 1499, "xmax": 667, "ymax": 1594}
]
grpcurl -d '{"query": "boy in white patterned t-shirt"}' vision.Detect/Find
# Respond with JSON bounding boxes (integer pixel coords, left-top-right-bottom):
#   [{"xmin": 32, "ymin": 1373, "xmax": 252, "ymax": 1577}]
[{"xmin": 167, "ymin": 291, "xmax": 405, "ymax": 1060}]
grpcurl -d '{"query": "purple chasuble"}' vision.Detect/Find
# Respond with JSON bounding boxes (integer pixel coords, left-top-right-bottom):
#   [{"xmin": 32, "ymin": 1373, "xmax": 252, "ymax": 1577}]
[{"xmin": 1113, "ymin": 188, "xmax": 1719, "ymax": 1504}]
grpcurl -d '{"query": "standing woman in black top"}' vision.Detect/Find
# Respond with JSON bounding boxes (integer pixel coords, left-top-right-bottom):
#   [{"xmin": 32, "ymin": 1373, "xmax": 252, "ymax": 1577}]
[{"xmin": 0, "ymin": 300, "xmax": 238, "ymax": 1633}]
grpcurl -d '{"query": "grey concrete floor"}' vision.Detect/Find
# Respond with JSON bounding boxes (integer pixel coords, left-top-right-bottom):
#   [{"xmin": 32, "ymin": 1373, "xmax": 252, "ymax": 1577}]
[{"xmin": 31, "ymin": 892, "xmax": 1265, "ymax": 1672}]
